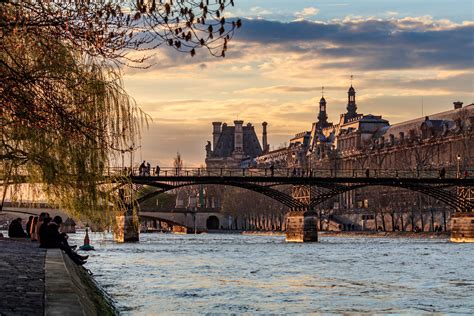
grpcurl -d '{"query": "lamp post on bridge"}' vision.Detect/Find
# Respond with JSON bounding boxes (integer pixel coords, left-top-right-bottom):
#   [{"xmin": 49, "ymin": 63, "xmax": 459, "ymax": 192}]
[{"xmin": 457, "ymin": 154, "xmax": 461, "ymax": 179}]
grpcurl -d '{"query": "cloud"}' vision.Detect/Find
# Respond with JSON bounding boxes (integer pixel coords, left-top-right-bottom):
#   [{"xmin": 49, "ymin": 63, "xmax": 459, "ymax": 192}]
[
  {"xmin": 295, "ymin": 7, "xmax": 320, "ymax": 20},
  {"xmin": 233, "ymin": 17, "xmax": 474, "ymax": 70},
  {"xmin": 119, "ymin": 16, "xmax": 474, "ymax": 166},
  {"xmin": 235, "ymin": 85, "xmax": 346, "ymax": 95}
]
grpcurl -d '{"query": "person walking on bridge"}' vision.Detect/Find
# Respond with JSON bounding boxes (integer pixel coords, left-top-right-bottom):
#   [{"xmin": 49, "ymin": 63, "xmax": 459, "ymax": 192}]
[
  {"xmin": 139, "ymin": 160, "xmax": 146, "ymax": 176},
  {"xmin": 155, "ymin": 164, "xmax": 160, "ymax": 176},
  {"xmin": 439, "ymin": 167, "xmax": 446, "ymax": 179}
]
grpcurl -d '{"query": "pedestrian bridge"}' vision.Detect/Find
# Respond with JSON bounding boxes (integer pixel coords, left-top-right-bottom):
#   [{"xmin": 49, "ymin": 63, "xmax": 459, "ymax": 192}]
[{"xmin": 119, "ymin": 167, "xmax": 473, "ymax": 213}]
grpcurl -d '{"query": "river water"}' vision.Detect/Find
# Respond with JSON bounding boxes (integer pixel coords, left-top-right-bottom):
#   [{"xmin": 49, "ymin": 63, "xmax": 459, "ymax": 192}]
[{"xmin": 69, "ymin": 232, "xmax": 474, "ymax": 314}]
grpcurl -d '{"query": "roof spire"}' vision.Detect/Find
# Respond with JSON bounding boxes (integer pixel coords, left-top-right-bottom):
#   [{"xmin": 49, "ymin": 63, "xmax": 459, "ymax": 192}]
[
  {"xmin": 350, "ymin": 74, "xmax": 353, "ymax": 86},
  {"xmin": 321, "ymin": 86, "xmax": 325, "ymax": 97}
]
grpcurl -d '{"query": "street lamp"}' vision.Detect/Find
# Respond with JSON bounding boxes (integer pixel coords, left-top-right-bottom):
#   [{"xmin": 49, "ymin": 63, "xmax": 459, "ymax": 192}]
[
  {"xmin": 457, "ymin": 154, "xmax": 461, "ymax": 178},
  {"xmin": 331, "ymin": 145, "xmax": 337, "ymax": 178}
]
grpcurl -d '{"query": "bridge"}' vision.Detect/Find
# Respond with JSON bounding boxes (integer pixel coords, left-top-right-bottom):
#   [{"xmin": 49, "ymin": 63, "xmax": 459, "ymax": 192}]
[
  {"xmin": 3, "ymin": 167, "xmax": 473, "ymax": 242},
  {"xmin": 123, "ymin": 167, "xmax": 473, "ymax": 212},
  {"xmin": 111, "ymin": 166, "xmax": 472, "ymax": 242}
]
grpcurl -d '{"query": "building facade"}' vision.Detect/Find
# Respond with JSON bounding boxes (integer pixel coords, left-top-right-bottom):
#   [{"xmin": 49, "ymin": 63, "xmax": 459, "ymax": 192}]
[
  {"xmin": 205, "ymin": 120, "xmax": 267, "ymax": 168},
  {"xmin": 205, "ymin": 84, "xmax": 473, "ymax": 231}
]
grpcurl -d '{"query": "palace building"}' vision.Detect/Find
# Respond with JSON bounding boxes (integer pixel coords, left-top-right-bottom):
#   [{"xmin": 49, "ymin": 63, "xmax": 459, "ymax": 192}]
[
  {"xmin": 205, "ymin": 120, "xmax": 267, "ymax": 169},
  {"xmin": 204, "ymin": 83, "xmax": 473, "ymax": 231}
]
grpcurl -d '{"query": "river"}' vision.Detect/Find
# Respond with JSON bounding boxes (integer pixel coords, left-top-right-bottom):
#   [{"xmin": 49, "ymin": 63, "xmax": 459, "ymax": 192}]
[{"xmin": 68, "ymin": 232, "xmax": 473, "ymax": 314}]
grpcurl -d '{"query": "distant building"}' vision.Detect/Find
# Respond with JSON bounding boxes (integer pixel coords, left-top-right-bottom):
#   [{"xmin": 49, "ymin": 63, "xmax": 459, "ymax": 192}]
[
  {"xmin": 205, "ymin": 121, "xmax": 267, "ymax": 168},
  {"xmin": 255, "ymin": 83, "xmax": 473, "ymax": 230},
  {"xmin": 203, "ymin": 82, "xmax": 473, "ymax": 231}
]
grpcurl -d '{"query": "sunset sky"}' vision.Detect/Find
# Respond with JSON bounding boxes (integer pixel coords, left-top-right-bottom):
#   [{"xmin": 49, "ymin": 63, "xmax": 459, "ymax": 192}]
[{"xmin": 121, "ymin": 0, "xmax": 474, "ymax": 167}]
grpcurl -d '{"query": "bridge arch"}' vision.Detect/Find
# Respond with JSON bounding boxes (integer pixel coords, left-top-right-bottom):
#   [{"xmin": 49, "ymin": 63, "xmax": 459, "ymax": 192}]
[
  {"xmin": 130, "ymin": 179, "xmax": 472, "ymax": 213},
  {"xmin": 206, "ymin": 216, "xmax": 220, "ymax": 230},
  {"xmin": 139, "ymin": 214, "xmax": 191, "ymax": 230},
  {"xmin": 134, "ymin": 180, "xmax": 306, "ymax": 209}
]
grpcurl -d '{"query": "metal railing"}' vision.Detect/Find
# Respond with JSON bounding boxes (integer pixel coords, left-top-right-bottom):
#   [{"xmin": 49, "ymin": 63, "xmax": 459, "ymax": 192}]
[
  {"xmin": 107, "ymin": 167, "xmax": 473, "ymax": 179},
  {"xmin": 2, "ymin": 167, "xmax": 471, "ymax": 181}
]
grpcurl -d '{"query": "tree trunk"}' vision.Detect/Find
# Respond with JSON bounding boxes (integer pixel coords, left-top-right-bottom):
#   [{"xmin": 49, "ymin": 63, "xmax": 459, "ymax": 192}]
[
  {"xmin": 420, "ymin": 212, "xmax": 424, "ymax": 232},
  {"xmin": 381, "ymin": 212, "xmax": 386, "ymax": 231},
  {"xmin": 430, "ymin": 210, "xmax": 435, "ymax": 232},
  {"xmin": 442, "ymin": 209, "xmax": 447, "ymax": 231},
  {"xmin": 374, "ymin": 210, "xmax": 378, "ymax": 231},
  {"xmin": 391, "ymin": 211, "xmax": 396, "ymax": 231},
  {"xmin": 411, "ymin": 210, "xmax": 415, "ymax": 231},
  {"xmin": 400, "ymin": 212, "xmax": 405, "ymax": 231}
]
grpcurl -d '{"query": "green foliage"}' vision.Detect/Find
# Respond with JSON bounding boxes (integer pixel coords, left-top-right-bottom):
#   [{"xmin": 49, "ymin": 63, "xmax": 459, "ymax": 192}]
[{"xmin": 1, "ymin": 29, "xmax": 146, "ymax": 228}]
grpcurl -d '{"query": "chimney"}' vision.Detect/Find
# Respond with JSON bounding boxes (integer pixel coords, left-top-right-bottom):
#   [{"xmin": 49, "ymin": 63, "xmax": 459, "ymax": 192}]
[
  {"xmin": 262, "ymin": 122, "xmax": 268, "ymax": 153},
  {"xmin": 453, "ymin": 101, "xmax": 463, "ymax": 110},
  {"xmin": 234, "ymin": 120, "xmax": 244, "ymax": 152},
  {"xmin": 212, "ymin": 122, "xmax": 222, "ymax": 151}
]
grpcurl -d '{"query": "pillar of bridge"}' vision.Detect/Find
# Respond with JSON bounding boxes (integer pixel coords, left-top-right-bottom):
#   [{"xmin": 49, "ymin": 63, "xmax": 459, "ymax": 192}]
[
  {"xmin": 285, "ymin": 209, "xmax": 318, "ymax": 242},
  {"xmin": 114, "ymin": 208, "xmax": 139, "ymax": 242},
  {"xmin": 450, "ymin": 212, "xmax": 474, "ymax": 243}
]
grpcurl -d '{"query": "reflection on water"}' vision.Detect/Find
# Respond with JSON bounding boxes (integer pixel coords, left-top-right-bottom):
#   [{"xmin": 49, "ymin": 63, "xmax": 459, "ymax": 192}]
[{"xmin": 69, "ymin": 232, "xmax": 474, "ymax": 314}]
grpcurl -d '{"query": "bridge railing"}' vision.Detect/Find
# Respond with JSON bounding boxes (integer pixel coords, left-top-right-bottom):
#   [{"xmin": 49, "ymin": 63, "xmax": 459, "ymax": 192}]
[{"xmin": 108, "ymin": 167, "xmax": 472, "ymax": 179}]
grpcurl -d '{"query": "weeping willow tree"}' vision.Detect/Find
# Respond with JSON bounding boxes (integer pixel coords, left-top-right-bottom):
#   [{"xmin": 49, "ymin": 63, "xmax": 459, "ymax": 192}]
[
  {"xmin": 1, "ymin": 29, "xmax": 147, "ymax": 227},
  {"xmin": 1, "ymin": 0, "xmax": 241, "ymax": 227}
]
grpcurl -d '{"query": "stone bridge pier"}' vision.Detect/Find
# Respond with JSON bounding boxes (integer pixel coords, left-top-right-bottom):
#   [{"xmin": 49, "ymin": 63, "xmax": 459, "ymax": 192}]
[
  {"xmin": 286, "ymin": 185, "xmax": 318, "ymax": 242},
  {"xmin": 451, "ymin": 212, "xmax": 474, "ymax": 242},
  {"xmin": 285, "ymin": 209, "xmax": 318, "ymax": 242},
  {"xmin": 114, "ymin": 208, "xmax": 139, "ymax": 243}
]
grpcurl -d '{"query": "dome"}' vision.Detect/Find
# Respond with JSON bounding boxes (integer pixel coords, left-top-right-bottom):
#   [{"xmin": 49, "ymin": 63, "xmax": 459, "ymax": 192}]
[
  {"xmin": 320, "ymin": 96, "xmax": 326, "ymax": 103},
  {"xmin": 348, "ymin": 85, "xmax": 355, "ymax": 93}
]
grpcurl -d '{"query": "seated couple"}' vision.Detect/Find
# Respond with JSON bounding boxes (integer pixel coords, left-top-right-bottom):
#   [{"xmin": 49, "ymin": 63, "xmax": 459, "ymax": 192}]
[{"xmin": 40, "ymin": 216, "xmax": 88, "ymax": 265}]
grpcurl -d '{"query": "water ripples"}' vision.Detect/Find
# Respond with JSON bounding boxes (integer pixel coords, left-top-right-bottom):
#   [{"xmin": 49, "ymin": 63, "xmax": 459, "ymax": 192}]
[{"xmin": 69, "ymin": 233, "xmax": 474, "ymax": 314}]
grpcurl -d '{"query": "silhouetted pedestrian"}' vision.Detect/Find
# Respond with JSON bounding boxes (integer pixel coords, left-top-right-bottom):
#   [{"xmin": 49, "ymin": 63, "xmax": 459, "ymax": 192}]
[
  {"xmin": 439, "ymin": 167, "xmax": 446, "ymax": 179},
  {"xmin": 270, "ymin": 163, "xmax": 275, "ymax": 177},
  {"xmin": 139, "ymin": 160, "xmax": 146, "ymax": 176},
  {"xmin": 155, "ymin": 164, "xmax": 160, "ymax": 176},
  {"xmin": 365, "ymin": 168, "xmax": 370, "ymax": 178},
  {"xmin": 146, "ymin": 162, "xmax": 151, "ymax": 176}
]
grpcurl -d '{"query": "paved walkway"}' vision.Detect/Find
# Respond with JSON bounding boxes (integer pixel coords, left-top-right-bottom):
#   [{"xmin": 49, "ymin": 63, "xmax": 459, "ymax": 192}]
[{"xmin": 0, "ymin": 239, "xmax": 46, "ymax": 316}]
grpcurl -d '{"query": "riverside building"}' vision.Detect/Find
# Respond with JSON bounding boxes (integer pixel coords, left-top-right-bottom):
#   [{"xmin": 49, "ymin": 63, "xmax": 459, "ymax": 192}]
[{"xmin": 205, "ymin": 84, "xmax": 473, "ymax": 232}]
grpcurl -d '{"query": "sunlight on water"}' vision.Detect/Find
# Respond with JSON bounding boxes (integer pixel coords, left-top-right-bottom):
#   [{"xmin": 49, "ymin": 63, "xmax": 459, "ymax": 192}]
[{"xmin": 69, "ymin": 232, "xmax": 474, "ymax": 314}]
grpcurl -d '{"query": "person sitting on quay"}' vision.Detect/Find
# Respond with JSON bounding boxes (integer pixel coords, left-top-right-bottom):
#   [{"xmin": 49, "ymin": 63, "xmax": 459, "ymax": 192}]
[
  {"xmin": 35, "ymin": 212, "xmax": 49, "ymax": 244},
  {"xmin": 25, "ymin": 216, "xmax": 33, "ymax": 238},
  {"xmin": 30, "ymin": 216, "xmax": 39, "ymax": 241},
  {"xmin": 38, "ymin": 214, "xmax": 51, "ymax": 244},
  {"xmin": 40, "ymin": 216, "xmax": 88, "ymax": 265},
  {"xmin": 8, "ymin": 218, "xmax": 27, "ymax": 238}
]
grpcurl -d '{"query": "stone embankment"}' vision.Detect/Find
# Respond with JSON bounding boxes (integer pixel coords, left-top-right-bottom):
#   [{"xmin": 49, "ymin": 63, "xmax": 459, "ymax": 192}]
[
  {"xmin": 240, "ymin": 230, "xmax": 449, "ymax": 239},
  {"xmin": 319, "ymin": 231, "xmax": 450, "ymax": 239},
  {"xmin": 0, "ymin": 238, "xmax": 117, "ymax": 316}
]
